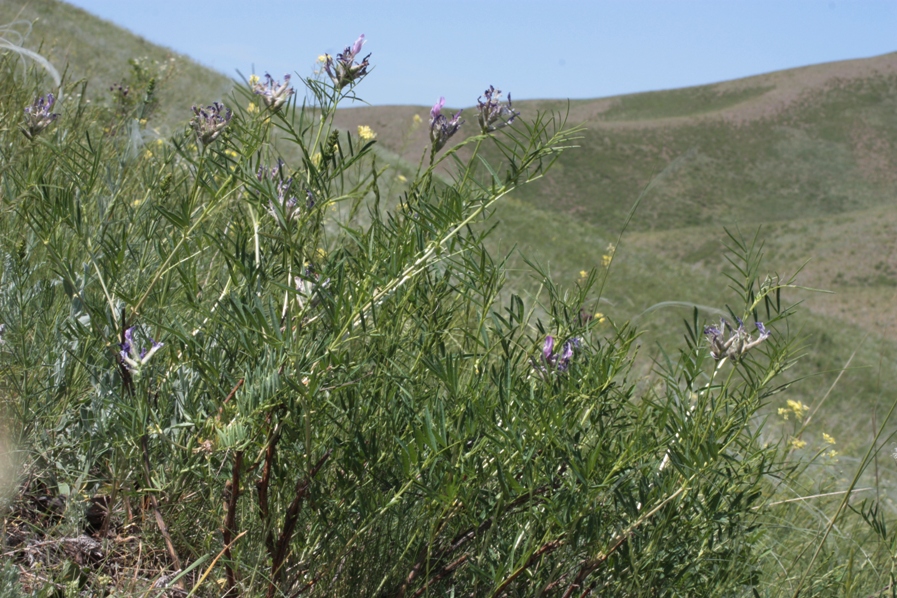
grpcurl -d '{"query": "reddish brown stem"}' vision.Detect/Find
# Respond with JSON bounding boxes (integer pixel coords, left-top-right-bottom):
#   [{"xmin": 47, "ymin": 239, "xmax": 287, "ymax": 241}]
[
  {"xmin": 266, "ymin": 449, "xmax": 332, "ymax": 598},
  {"xmin": 256, "ymin": 424, "xmax": 281, "ymax": 559},
  {"xmin": 559, "ymin": 532, "xmax": 629, "ymax": 598},
  {"xmin": 410, "ymin": 554, "xmax": 470, "ymax": 598},
  {"xmin": 223, "ymin": 450, "xmax": 243, "ymax": 597},
  {"xmin": 396, "ymin": 480, "xmax": 559, "ymax": 598},
  {"xmin": 217, "ymin": 378, "xmax": 244, "ymax": 418},
  {"xmin": 493, "ymin": 539, "xmax": 564, "ymax": 597}
]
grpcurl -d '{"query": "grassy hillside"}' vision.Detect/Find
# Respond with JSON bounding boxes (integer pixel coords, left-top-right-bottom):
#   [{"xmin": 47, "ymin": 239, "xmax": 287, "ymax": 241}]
[
  {"xmin": 2, "ymin": 3, "xmax": 897, "ymax": 593},
  {"xmin": 0, "ymin": 0, "xmax": 232, "ymax": 130}
]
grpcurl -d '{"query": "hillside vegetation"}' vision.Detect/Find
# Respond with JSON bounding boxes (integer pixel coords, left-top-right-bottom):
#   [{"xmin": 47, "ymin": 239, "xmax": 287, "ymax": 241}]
[{"xmin": 1, "ymin": 1, "xmax": 897, "ymax": 596}]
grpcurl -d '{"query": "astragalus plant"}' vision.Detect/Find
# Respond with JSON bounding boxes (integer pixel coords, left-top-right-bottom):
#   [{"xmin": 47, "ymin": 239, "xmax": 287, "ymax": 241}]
[{"xmin": 0, "ymin": 37, "xmax": 815, "ymax": 597}]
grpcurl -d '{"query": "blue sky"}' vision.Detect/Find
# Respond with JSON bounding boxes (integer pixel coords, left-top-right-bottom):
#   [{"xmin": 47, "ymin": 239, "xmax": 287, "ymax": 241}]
[{"xmin": 65, "ymin": 0, "xmax": 897, "ymax": 107}]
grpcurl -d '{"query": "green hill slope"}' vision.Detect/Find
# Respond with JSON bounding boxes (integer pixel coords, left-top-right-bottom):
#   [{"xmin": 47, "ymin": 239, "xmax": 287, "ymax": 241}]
[{"xmin": 0, "ymin": 0, "xmax": 233, "ymax": 129}]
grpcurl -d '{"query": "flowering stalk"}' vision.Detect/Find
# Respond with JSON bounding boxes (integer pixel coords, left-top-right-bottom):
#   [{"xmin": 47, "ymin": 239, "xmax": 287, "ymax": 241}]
[
  {"xmin": 258, "ymin": 161, "xmax": 314, "ymax": 221},
  {"xmin": 476, "ymin": 86, "xmax": 520, "ymax": 134},
  {"xmin": 190, "ymin": 102, "xmax": 232, "ymax": 145},
  {"xmin": 22, "ymin": 93, "xmax": 58, "ymax": 140},
  {"xmin": 429, "ymin": 97, "xmax": 464, "ymax": 154},
  {"xmin": 119, "ymin": 327, "xmax": 164, "ymax": 373},
  {"xmin": 536, "ymin": 335, "xmax": 579, "ymax": 374},
  {"xmin": 253, "ymin": 73, "xmax": 294, "ymax": 112},
  {"xmin": 704, "ymin": 318, "xmax": 769, "ymax": 361},
  {"xmin": 324, "ymin": 34, "xmax": 370, "ymax": 90}
]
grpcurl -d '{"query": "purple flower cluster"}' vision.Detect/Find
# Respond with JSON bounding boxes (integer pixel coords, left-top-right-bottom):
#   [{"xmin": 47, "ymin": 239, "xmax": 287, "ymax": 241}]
[
  {"xmin": 476, "ymin": 86, "xmax": 519, "ymax": 134},
  {"xmin": 540, "ymin": 335, "xmax": 579, "ymax": 373},
  {"xmin": 258, "ymin": 161, "xmax": 314, "ymax": 221},
  {"xmin": 253, "ymin": 73, "xmax": 294, "ymax": 112},
  {"xmin": 190, "ymin": 102, "xmax": 232, "ymax": 145},
  {"xmin": 22, "ymin": 94, "xmax": 58, "ymax": 140},
  {"xmin": 324, "ymin": 35, "xmax": 370, "ymax": 90},
  {"xmin": 428, "ymin": 85, "xmax": 521, "ymax": 154},
  {"xmin": 704, "ymin": 318, "xmax": 770, "ymax": 361},
  {"xmin": 429, "ymin": 97, "xmax": 464, "ymax": 154},
  {"xmin": 120, "ymin": 327, "xmax": 163, "ymax": 372}
]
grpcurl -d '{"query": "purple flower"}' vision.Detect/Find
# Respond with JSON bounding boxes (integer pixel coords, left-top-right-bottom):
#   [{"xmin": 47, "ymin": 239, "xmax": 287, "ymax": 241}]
[
  {"xmin": 429, "ymin": 96, "xmax": 464, "ymax": 153},
  {"xmin": 190, "ymin": 102, "xmax": 232, "ymax": 145},
  {"xmin": 542, "ymin": 336, "xmax": 555, "ymax": 363},
  {"xmin": 537, "ymin": 335, "xmax": 578, "ymax": 373},
  {"xmin": 257, "ymin": 159, "xmax": 285, "ymax": 181},
  {"xmin": 324, "ymin": 34, "xmax": 371, "ymax": 90},
  {"xmin": 22, "ymin": 94, "xmax": 58, "ymax": 140},
  {"xmin": 704, "ymin": 318, "xmax": 770, "ymax": 361},
  {"xmin": 476, "ymin": 86, "xmax": 520, "ymax": 134},
  {"xmin": 258, "ymin": 161, "xmax": 314, "ymax": 221},
  {"xmin": 253, "ymin": 73, "xmax": 294, "ymax": 112},
  {"xmin": 120, "ymin": 327, "xmax": 164, "ymax": 372}
]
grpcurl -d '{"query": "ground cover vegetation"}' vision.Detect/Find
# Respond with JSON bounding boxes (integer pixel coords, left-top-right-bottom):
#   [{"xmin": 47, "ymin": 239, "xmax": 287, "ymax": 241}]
[{"xmin": 1, "ymin": 2, "xmax": 897, "ymax": 596}]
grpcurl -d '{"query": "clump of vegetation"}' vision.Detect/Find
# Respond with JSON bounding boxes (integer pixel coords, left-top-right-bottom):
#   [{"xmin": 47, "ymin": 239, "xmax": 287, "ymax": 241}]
[{"xmin": 1, "ymin": 29, "xmax": 897, "ymax": 598}]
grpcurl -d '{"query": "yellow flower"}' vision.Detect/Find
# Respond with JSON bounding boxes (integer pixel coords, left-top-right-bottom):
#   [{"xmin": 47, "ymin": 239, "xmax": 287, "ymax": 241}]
[
  {"xmin": 786, "ymin": 400, "xmax": 809, "ymax": 419},
  {"xmin": 131, "ymin": 199, "xmax": 142, "ymax": 208},
  {"xmin": 823, "ymin": 433, "xmax": 835, "ymax": 445},
  {"xmin": 790, "ymin": 438, "xmax": 807, "ymax": 450},
  {"xmin": 357, "ymin": 125, "xmax": 376, "ymax": 141},
  {"xmin": 397, "ymin": 174, "xmax": 407, "ymax": 182},
  {"xmin": 579, "ymin": 270, "xmax": 588, "ymax": 279},
  {"xmin": 827, "ymin": 450, "xmax": 838, "ymax": 459},
  {"xmin": 225, "ymin": 149, "xmax": 238, "ymax": 158},
  {"xmin": 143, "ymin": 149, "xmax": 153, "ymax": 160},
  {"xmin": 600, "ymin": 243, "xmax": 616, "ymax": 267},
  {"xmin": 594, "ymin": 312, "xmax": 606, "ymax": 323},
  {"xmin": 777, "ymin": 407, "xmax": 789, "ymax": 421},
  {"xmin": 247, "ymin": 102, "xmax": 259, "ymax": 114},
  {"xmin": 155, "ymin": 138, "xmax": 165, "ymax": 147},
  {"xmin": 316, "ymin": 248, "xmax": 327, "ymax": 258},
  {"xmin": 248, "ymin": 74, "xmax": 259, "ymax": 86},
  {"xmin": 413, "ymin": 114, "xmax": 422, "ymax": 124},
  {"xmin": 317, "ymin": 55, "xmax": 328, "ymax": 63},
  {"xmin": 138, "ymin": 118, "xmax": 147, "ymax": 126}
]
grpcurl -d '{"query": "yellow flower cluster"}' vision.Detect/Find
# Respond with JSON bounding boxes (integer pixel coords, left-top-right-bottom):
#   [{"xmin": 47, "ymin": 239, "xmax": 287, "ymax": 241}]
[
  {"xmin": 248, "ymin": 74, "xmax": 260, "ymax": 86},
  {"xmin": 789, "ymin": 438, "xmax": 806, "ymax": 450},
  {"xmin": 778, "ymin": 399, "xmax": 810, "ymax": 421},
  {"xmin": 602, "ymin": 243, "xmax": 615, "ymax": 268},
  {"xmin": 822, "ymin": 432, "xmax": 835, "ymax": 445},
  {"xmin": 247, "ymin": 102, "xmax": 259, "ymax": 114},
  {"xmin": 579, "ymin": 270, "xmax": 588, "ymax": 280},
  {"xmin": 357, "ymin": 125, "xmax": 377, "ymax": 141}
]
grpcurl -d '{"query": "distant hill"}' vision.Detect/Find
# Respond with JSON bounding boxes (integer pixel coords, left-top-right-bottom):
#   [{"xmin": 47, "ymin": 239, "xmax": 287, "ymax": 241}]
[
  {"xmin": 0, "ymin": 0, "xmax": 232, "ymax": 130},
  {"xmin": 334, "ymin": 53, "xmax": 897, "ymax": 337}
]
